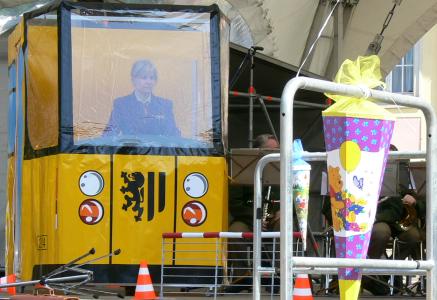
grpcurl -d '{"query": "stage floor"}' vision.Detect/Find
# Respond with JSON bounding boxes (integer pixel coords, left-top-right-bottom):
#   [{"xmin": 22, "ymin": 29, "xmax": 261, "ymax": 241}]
[{"xmin": 157, "ymin": 296, "xmax": 420, "ymax": 300}]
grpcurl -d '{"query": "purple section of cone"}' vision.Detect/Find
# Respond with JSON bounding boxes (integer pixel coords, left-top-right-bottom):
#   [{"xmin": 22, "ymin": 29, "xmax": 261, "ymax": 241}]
[
  {"xmin": 335, "ymin": 232, "xmax": 371, "ymax": 280},
  {"xmin": 323, "ymin": 115, "xmax": 395, "ymax": 209},
  {"xmin": 323, "ymin": 117, "xmax": 394, "ymax": 153}
]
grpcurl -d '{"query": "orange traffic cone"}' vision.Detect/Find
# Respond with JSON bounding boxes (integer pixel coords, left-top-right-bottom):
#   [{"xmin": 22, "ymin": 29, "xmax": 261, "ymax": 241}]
[
  {"xmin": 293, "ymin": 274, "xmax": 313, "ymax": 299},
  {"xmin": 134, "ymin": 261, "xmax": 157, "ymax": 300},
  {"xmin": 0, "ymin": 274, "xmax": 16, "ymax": 295}
]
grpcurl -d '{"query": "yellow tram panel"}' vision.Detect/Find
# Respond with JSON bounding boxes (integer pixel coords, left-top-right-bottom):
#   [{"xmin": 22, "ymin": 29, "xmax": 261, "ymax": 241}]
[
  {"xmin": 56, "ymin": 154, "xmax": 111, "ymax": 264},
  {"xmin": 175, "ymin": 156, "xmax": 228, "ymax": 266},
  {"xmin": 112, "ymin": 155, "xmax": 176, "ymax": 265},
  {"xmin": 5, "ymin": 156, "xmax": 16, "ymax": 275},
  {"xmin": 7, "ymin": 21, "xmax": 23, "ymax": 66},
  {"xmin": 20, "ymin": 156, "xmax": 58, "ymax": 280}
]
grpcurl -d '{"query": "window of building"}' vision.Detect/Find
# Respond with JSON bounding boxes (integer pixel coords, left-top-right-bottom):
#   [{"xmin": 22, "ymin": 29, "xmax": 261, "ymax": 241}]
[
  {"xmin": 386, "ymin": 45, "xmax": 419, "ymax": 96},
  {"xmin": 385, "ymin": 43, "xmax": 423, "ymax": 152}
]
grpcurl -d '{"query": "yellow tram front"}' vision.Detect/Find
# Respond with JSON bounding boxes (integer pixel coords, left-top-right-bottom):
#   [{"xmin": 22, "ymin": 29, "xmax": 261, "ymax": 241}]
[{"xmin": 6, "ymin": 1, "xmax": 229, "ymax": 284}]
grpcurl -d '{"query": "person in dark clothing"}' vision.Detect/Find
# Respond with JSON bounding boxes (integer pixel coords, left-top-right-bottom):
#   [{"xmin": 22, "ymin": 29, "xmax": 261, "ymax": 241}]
[
  {"xmin": 362, "ymin": 145, "xmax": 426, "ymax": 296},
  {"xmin": 226, "ymin": 134, "xmax": 280, "ymax": 292},
  {"xmin": 362, "ymin": 191, "xmax": 426, "ymax": 295},
  {"xmin": 228, "ymin": 183, "xmax": 280, "ymax": 233},
  {"xmin": 367, "ymin": 193, "xmax": 425, "ymax": 260},
  {"xmin": 104, "ymin": 59, "xmax": 180, "ymax": 138},
  {"xmin": 228, "ymin": 134, "xmax": 280, "ymax": 234}
]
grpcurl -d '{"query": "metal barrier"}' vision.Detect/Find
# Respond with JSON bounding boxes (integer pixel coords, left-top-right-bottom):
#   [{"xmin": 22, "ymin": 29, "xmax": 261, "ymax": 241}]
[
  {"xmin": 253, "ymin": 150, "xmax": 426, "ymax": 299},
  {"xmin": 160, "ymin": 231, "xmax": 303, "ymax": 299},
  {"xmin": 252, "ymin": 76, "xmax": 436, "ymax": 300},
  {"xmin": 389, "ymin": 238, "xmax": 426, "ymax": 296}
]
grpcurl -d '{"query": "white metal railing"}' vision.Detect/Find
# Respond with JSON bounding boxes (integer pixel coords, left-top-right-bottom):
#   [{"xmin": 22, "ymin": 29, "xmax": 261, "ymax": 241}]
[
  {"xmin": 252, "ymin": 76, "xmax": 436, "ymax": 300},
  {"xmin": 160, "ymin": 231, "xmax": 301, "ymax": 299}
]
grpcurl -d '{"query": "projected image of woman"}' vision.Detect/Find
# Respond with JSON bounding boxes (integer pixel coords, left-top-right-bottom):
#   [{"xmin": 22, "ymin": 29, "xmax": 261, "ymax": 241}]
[{"xmin": 104, "ymin": 59, "xmax": 180, "ymax": 138}]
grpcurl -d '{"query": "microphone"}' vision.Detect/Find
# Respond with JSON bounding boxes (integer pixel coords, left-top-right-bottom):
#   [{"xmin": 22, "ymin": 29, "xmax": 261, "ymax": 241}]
[
  {"xmin": 249, "ymin": 46, "xmax": 264, "ymax": 56},
  {"xmin": 251, "ymin": 46, "xmax": 264, "ymax": 51}
]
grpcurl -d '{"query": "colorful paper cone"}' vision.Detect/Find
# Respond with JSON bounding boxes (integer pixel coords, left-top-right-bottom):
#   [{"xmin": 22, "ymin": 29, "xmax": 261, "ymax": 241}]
[
  {"xmin": 292, "ymin": 140, "xmax": 311, "ymax": 251},
  {"xmin": 322, "ymin": 55, "xmax": 395, "ymax": 300}
]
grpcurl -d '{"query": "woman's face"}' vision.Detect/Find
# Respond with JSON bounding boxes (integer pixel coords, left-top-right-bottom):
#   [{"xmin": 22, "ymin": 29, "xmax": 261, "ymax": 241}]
[{"xmin": 132, "ymin": 68, "xmax": 156, "ymax": 96}]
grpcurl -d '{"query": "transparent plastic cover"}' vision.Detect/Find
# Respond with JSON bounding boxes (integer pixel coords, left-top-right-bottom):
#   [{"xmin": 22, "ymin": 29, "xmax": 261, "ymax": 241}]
[{"xmin": 69, "ymin": 7, "xmax": 227, "ymax": 151}]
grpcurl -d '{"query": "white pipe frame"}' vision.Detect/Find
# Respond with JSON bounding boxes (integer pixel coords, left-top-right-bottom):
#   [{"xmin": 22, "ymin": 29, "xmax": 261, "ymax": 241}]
[{"xmin": 251, "ymin": 77, "xmax": 437, "ymax": 300}]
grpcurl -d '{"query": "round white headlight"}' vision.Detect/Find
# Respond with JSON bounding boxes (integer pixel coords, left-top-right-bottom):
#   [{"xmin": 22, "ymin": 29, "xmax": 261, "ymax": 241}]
[
  {"xmin": 79, "ymin": 171, "xmax": 104, "ymax": 196},
  {"xmin": 183, "ymin": 173, "xmax": 208, "ymax": 198}
]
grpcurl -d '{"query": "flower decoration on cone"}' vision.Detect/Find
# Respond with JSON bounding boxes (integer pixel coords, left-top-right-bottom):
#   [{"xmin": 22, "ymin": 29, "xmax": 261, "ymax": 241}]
[{"xmin": 322, "ymin": 55, "xmax": 395, "ymax": 300}]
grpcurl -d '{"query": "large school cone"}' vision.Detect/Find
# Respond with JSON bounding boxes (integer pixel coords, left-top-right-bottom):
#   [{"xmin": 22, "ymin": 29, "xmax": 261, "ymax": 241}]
[
  {"xmin": 134, "ymin": 261, "xmax": 157, "ymax": 300},
  {"xmin": 0, "ymin": 274, "xmax": 16, "ymax": 295},
  {"xmin": 293, "ymin": 274, "xmax": 313, "ymax": 299},
  {"xmin": 292, "ymin": 139, "xmax": 311, "ymax": 251},
  {"xmin": 323, "ymin": 55, "xmax": 395, "ymax": 300}
]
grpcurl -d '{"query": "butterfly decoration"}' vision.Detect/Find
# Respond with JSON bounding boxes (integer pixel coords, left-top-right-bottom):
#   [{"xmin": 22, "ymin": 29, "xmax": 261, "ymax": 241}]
[{"xmin": 353, "ymin": 175, "xmax": 364, "ymax": 190}]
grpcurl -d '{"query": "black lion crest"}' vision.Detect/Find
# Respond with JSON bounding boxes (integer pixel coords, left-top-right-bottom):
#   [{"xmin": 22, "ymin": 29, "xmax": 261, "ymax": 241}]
[{"xmin": 120, "ymin": 171, "xmax": 145, "ymax": 221}]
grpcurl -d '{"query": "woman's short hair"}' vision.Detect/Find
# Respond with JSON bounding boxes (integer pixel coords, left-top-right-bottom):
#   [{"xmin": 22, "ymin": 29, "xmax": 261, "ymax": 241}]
[{"xmin": 131, "ymin": 59, "xmax": 158, "ymax": 80}]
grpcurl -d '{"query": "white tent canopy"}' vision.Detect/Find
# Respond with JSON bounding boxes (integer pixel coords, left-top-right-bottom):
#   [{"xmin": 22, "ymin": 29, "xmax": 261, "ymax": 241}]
[{"xmin": 2, "ymin": 0, "xmax": 437, "ymax": 77}]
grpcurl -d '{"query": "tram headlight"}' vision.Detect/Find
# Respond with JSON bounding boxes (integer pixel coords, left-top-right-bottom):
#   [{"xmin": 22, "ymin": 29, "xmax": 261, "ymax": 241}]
[
  {"xmin": 79, "ymin": 171, "xmax": 104, "ymax": 196},
  {"xmin": 183, "ymin": 173, "xmax": 208, "ymax": 198},
  {"xmin": 181, "ymin": 201, "xmax": 207, "ymax": 226}
]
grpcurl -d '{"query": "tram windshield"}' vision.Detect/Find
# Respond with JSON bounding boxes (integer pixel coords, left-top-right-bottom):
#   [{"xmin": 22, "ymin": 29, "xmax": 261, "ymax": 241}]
[{"xmin": 70, "ymin": 9, "xmax": 220, "ymax": 149}]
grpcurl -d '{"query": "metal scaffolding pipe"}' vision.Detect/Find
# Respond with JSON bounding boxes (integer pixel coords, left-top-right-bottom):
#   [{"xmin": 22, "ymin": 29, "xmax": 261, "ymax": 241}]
[
  {"xmin": 293, "ymin": 267, "xmax": 427, "ymax": 276},
  {"xmin": 293, "ymin": 256, "xmax": 434, "ymax": 270},
  {"xmin": 229, "ymin": 91, "xmax": 328, "ymax": 109}
]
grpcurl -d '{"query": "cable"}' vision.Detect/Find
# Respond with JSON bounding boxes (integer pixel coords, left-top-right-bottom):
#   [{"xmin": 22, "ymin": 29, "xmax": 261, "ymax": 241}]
[
  {"xmin": 366, "ymin": 0, "xmax": 402, "ymax": 55},
  {"xmin": 296, "ymin": 0, "xmax": 341, "ymax": 77}
]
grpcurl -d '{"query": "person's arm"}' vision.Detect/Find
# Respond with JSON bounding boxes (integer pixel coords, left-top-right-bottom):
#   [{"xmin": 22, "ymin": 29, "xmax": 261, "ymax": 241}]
[
  {"xmin": 375, "ymin": 196, "xmax": 404, "ymax": 224},
  {"xmin": 415, "ymin": 196, "xmax": 426, "ymax": 222}
]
